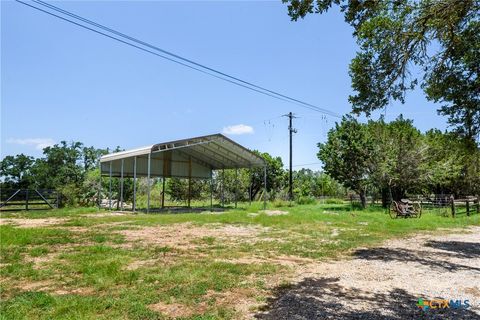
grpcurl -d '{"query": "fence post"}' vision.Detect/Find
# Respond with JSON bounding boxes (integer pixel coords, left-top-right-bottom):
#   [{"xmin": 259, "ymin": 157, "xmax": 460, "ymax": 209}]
[
  {"xmin": 450, "ymin": 196, "xmax": 455, "ymax": 218},
  {"xmin": 476, "ymin": 196, "xmax": 479, "ymax": 214},
  {"xmin": 466, "ymin": 199, "xmax": 470, "ymax": 216},
  {"xmin": 25, "ymin": 189, "xmax": 29, "ymax": 211}
]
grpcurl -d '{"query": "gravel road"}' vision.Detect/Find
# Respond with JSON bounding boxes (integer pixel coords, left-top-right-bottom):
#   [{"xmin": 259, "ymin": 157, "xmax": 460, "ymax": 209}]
[{"xmin": 256, "ymin": 227, "xmax": 480, "ymax": 320}]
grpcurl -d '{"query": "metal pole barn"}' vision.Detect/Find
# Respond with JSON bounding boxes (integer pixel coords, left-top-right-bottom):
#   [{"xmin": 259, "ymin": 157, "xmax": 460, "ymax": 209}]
[
  {"xmin": 98, "ymin": 134, "xmax": 266, "ymax": 212},
  {"xmin": 133, "ymin": 156, "xmax": 137, "ymax": 212},
  {"xmin": 147, "ymin": 152, "xmax": 151, "ymax": 213},
  {"xmin": 109, "ymin": 161, "xmax": 112, "ymax": 211},
  {"xmin": 120, "ymin": 159, "xmax": 124, "ymax": 211}
]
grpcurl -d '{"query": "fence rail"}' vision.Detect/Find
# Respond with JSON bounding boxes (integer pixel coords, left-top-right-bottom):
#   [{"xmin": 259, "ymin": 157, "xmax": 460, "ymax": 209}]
[{"xmin": 0, "ymin": 189, "xmax": 59, "ymax": 211}]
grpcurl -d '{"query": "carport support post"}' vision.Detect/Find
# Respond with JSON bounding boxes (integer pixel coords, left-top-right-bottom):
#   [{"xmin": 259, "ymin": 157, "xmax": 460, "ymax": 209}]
[
  {"xmin": 221, "ymin": 168, "xmax": 225, "ymax": 208},
  {"xmin": 188, "ymin": 157, "xmax": 192, "ymax": 208},
  {"xmin": 133, "ymin": 156, "xmax": 137, "ymax": 212},
  {"xmin": 109, "ymin": 161, "xmax": 112, "ymax": 211},
  {"xmin": 161, "ymin": 177, "xmax": 165, "ymax": 209},
  {"xmin": 147, "ymin": 152, "xmax": 151, "ymax": 213},
  {"xmin": 120, "ymin": 159, "xmax": 124, "ymax": 211},
  {"xmin": 210, "ymin": 170, "xmax": 213, "ymax": 211},
  {"xmin": 234, "ymin": 168, "xmax": 238, "ymax": 209},
  {"xmin": 249, "ymin": 168, "xmax": 252, "ymax": 206},
  {"xmin": 263, "ymin": 165, "xmax": 267, "ymax": 210}
]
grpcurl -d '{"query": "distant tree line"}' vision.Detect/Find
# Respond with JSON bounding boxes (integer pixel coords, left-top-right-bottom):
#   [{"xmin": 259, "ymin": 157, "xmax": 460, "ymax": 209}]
[
  {"xmin": 0, "ymin": 142, "xmax": 112, "ymax": 206},
  {"xmin": 319, "ymin": 115, "xmax": 480, "ymax": 208},
  {"xmin": 0, "ymin": 143, "xmax": 346, "ymax": 207}
]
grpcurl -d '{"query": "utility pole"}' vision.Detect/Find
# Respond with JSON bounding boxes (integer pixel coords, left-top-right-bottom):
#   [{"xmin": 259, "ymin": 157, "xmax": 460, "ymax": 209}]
[{"xmin": 283, "ymin": 112, "xmax": 297, "ymax": 201}]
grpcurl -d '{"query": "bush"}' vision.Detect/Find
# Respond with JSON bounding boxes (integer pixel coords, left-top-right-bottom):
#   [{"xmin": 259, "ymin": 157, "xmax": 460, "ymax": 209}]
[
  {"xmin": 324, "ymin": 198, "xmax": 345, "ymax": 204},
  {"xmin": 57, "ymin": 183, "xmax": 81, "ymax": 207},
  {"xmin": 296, "ymin": 196, "xmax": 316, "ymax": 205},
  {"xmin": 272, "ymin": 199, "xmax": 294, "ymax": 208}
]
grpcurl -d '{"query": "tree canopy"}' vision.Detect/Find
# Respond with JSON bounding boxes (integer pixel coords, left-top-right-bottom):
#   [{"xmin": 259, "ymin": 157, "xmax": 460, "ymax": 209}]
[
  {"xmin": 318, "ymin": 115, "xmax": 480, "ymax": 207},
  {"xmin": 318, "ymin": 115, "xmax": 373, "ymax": 207},
  {"xmin": 284, "ymin": 0, "xmax": 480, "ymax": 141}
]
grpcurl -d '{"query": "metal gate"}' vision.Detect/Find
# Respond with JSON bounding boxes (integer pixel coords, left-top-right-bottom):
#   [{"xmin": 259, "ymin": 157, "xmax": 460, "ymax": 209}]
[{"xmin": 0, "ymin": 189, "xmax": 59, "ymax": 211}]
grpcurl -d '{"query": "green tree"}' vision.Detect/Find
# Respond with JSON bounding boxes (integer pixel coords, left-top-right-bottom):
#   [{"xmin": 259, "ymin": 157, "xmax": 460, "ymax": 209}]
[
  {"xmin": 250, "ymin": 151, "xmax": 286, "ymax": 200},
  {"xmin": 367, "ymin": 115, "xmax": 424, "ymax": 205},
  {"xmin": 0, "ymin": 154, "xmax": 35, "ymax": 188},
  {"xmin": 284, "ymin": 0, "xmax": 480, "ymax": 141},
  {"xmin": 167, "ymin": 178, "xmax": 208, "ymax": 202},
  {"xmin": 318, "ymin": 116, "xmax": 373, "ymax": 207},
  {"xmin": 422, "ymin": 130, "xmax": 480, "ymax": 196}
]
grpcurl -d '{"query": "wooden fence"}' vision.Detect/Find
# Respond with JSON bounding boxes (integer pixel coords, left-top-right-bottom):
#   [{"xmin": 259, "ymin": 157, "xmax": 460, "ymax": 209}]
[{"xmin": 450, "ymin": 196, "xmax": 480, "ymax": 217}]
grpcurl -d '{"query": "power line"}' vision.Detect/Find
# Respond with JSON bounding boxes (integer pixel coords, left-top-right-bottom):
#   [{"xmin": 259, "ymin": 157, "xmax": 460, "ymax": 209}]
[
  {"xmin": 284, "ymin": 162, "xmax": 323, "ymax": 168},
  {"xmin": 16, "ymin": 0, "xmax": 341, "ymax": 118}
]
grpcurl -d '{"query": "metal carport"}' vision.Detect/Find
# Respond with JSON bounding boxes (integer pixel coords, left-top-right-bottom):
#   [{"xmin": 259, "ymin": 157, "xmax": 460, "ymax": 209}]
[{"xmin": 99, "ymin": 133, "xmax": 267, "ymax": 212}]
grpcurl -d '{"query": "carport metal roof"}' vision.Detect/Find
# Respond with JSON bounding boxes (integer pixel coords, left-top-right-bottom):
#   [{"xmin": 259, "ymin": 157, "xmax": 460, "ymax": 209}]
[
  {"xmin": 99, "ymin": 134, "xmax": 265, "ymax": 179},
  {"xmin": 98, "ymin": 134, "xmax": 267, "ymax": 212}
]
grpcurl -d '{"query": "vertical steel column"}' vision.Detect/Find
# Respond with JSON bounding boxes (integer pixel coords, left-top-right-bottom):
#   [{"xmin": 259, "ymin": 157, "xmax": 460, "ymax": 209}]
[
  {"xmin": 234, "ymin": 168, "xmax": 238, "ymax": 209},
  {"xmin": 133, "ymin": 156, "xmax": 137, "ymax": 212},
  {"xmin": 249, "ymin": 168, "xmax": 252, "ymax": 206},
  {"xmin": 97, "ymin": 162, "xmax": 102, "ymax": 209},
  {"xmin": 120, "ymin": 159, "xmax": 124, "ymax": 211},
  {"xmin": 187, "ymin": 157, "xmax": 192, "ymax": 208},
  {"xmin": 109, "ymin": 161, "xmax": 112, "ymax": 211},
  {"xmin": 221, "ymin": 168, "xmax": 225, "ymax": 208},
  {"xmin": 147, "ymin": 153, "xmax": 151, "ymax": 213},
  {"xmin": 161, "ymin": 177, "xmax": 166, "ymax": 209},
  {"xmin": 263, "ymin": 165, "xmax": 267, "ymax": 210},
  {"xmin": 210, "ymin": 170, "xmax": 213, "ymax": 211}
]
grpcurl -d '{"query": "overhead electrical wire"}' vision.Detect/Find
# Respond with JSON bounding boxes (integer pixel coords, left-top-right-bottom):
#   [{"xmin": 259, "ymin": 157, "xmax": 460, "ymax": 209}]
[
  {"xmin": 284, "ymin": 162, "xmax": 323, "ymax": 168},
  {"xmin": 16, "ymin": 0, "xmax": 342, "ymax": 118}
]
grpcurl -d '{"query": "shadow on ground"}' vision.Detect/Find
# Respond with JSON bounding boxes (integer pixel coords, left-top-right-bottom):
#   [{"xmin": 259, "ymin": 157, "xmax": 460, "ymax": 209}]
[
  {"xmin": 256, "ymin": 239, "xmax": 480, "ymax": 319},
  {"xmin": 255, "ymin": 277, "xmax": 478, "ymax": 319},
  {"xmin": 426, "ymin": 240, "xmax": 480, "ymax": 259},
  {"xmin": 354, "ymin": 244, "xmax": 480, "ymax": 272}
]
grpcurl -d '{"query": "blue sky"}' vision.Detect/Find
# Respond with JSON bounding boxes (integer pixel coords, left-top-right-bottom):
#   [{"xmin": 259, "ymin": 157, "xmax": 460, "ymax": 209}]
[{"xmin": 1, "ymin": 0, "xmax": 448, "ymax": 169}]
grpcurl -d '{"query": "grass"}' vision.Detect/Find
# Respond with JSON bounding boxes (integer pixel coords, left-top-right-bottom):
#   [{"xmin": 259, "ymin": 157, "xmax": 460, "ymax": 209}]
[{"xmin": 0, "ymin": 201, "xmax": 479, "ymax": 319}]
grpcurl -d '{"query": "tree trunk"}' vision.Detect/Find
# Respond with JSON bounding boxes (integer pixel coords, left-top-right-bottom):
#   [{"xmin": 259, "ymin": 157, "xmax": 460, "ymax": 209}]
[
  {"xmin": 381, "ymin": 187, "xmax": 389, "ymax": 208},
  {"xmin": 359, "ymin": 190, "xmax": 367, "ymax": 208}
]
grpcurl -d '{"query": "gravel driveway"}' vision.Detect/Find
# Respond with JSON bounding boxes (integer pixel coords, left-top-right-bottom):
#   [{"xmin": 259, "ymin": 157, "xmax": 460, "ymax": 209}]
[{"xmin": 256, "ymin": 227, "xmax": 480, "ymax": 319}]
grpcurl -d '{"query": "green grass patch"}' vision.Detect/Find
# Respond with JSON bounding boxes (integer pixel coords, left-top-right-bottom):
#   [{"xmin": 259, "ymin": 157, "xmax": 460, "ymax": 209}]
[{"xmin": 0, "ymin": 202, "xmax": 479, "ymax": 319}]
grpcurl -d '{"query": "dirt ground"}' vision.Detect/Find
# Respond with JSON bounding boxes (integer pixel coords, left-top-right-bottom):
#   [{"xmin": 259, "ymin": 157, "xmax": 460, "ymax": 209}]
[
  {"xmin": 255, "ymin": 227, "xmax": 480, "ymax": 319},
  {"xmin": 2, "ymin": 214, "xmax": 479, "ymax": 319}
]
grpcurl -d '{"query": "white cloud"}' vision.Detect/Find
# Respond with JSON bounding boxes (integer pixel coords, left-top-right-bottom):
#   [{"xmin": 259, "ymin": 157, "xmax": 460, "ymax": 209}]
[
  {"xmin": 222, "ymin": 124, "xmax": 254, "ymax": 135},
  {"xmin": 6, "ymin": 138, "xmax": 55, "ymax": 150}
]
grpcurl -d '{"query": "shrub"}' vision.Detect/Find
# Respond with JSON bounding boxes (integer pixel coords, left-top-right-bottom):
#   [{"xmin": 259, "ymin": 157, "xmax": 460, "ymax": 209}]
[
  {"xmin": 324, "ymin": 198, "xmax": 345, "ymax": 204},
  {"xmin": 272, "ymin": 199, "xmax": 294, "ymax": 208},
  {"xmin": 296, "ymin": 196, "xmax": 316, "ymax": 205}
]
